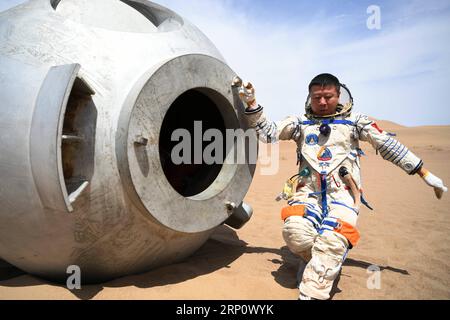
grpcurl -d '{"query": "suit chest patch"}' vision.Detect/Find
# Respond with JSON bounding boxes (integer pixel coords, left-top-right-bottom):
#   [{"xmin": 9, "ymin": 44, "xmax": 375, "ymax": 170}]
[{"xmin": 299, "ymin": 124, "xmax": 357, "ymax": 174}]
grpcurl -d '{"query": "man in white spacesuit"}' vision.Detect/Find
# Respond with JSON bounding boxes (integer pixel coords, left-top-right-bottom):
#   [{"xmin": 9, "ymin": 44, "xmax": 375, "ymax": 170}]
[{"xmin": 234, "ymin": 73, "xmax": 448, "ymax": 300}]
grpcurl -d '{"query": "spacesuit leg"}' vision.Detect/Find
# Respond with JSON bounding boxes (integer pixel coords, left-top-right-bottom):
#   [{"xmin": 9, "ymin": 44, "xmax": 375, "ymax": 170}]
[
  {"xmin": 282, "ymin": 197, "xmax": 323, "ymax": 261},
  {"xmin": 282, "ymin": 215, "xmax": 317, "ymax": 262},
  {"xmin": 299, "ymin": 203, "xmax": 358, "ymax": 300},
  {"xmin": 299, "ymin": 230, "xmax": 349, "ymax": 300}
]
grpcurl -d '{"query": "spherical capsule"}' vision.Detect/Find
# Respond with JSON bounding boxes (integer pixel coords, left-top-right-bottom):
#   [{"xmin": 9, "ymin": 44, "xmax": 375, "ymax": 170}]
[{"xmin": 0, "ymin": 0, "xmax": 256, "ymax": 283}]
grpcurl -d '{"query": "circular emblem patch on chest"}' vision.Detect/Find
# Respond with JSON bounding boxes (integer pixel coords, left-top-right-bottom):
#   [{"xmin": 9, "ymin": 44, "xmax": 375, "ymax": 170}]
[
  {"xmin": 305, "ymin": 133, "xmax": 319, "ymax": 146},
  {"xmin": 317, "ymin": 146, "xmax": 333, "ymax": 161}
]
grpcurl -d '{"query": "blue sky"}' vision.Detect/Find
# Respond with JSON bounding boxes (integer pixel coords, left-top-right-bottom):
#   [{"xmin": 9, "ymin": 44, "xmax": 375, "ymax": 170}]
[{"xmin": 2, "ymin": 0, "xmax": 450, "ymax": 126}]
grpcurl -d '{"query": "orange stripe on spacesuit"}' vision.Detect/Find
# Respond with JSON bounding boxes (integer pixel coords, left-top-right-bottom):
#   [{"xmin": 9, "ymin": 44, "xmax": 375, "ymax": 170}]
[
  {"xmin": 334, "ymin": 219, "xmax": 360, "ymax": 247},
  {"xmin": 281, "ymin": 206, "xmax": 361, "ymax": 247},
  {"xmin": 281, "ymin": 205, "xmax": 305, "ymax": 221}
]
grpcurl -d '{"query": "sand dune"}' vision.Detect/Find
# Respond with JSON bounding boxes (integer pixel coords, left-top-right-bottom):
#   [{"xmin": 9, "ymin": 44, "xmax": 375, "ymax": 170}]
[{"xmin": 0, "ymin": 122, "xmax": 449, "ymax": 300}]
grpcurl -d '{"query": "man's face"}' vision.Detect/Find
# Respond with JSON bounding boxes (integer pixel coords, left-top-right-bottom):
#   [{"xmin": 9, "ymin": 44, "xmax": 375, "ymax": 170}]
[{"xmin": 309, "ymin": 84, "xmax": 340, "ymax": 116}]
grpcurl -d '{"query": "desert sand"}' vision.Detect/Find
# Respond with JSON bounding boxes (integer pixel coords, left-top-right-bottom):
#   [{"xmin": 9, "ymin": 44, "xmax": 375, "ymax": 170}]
[{"xmin": 0, "ymin": 120, "xmax": 449, "ymax": 300}]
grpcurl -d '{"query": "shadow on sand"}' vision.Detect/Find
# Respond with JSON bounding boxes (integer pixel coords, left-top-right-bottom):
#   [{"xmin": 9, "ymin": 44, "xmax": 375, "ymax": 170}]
[
  {"xmin": 329, "ymin": 258, "xmax": 409, "ymax": 299},
  {"xmin": 269, "ymin": 247, "xmax": 410, "ymax": 299},
  {"xmin": 0, "ymin": 225, "xmax": 409, "ymax": 300},
  {"xmin": 0, "ymin": 225, "xmax": 283, "ymax": 299}
]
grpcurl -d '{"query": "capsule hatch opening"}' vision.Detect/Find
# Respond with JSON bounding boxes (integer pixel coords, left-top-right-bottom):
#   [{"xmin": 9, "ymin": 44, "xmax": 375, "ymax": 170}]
[{"xmin": 159, "ymin": 89, "xmax": 228, "ymax": 198}]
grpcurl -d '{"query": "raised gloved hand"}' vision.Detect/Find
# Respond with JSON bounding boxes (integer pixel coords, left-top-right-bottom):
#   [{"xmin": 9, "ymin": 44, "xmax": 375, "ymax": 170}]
[
  {"xmin": 419, "ymin": 168, "xmax": 448, "ymax": 199},
  {"xmin": 232, "ymin": 76, "xmax": 257, "ymax": 108}
]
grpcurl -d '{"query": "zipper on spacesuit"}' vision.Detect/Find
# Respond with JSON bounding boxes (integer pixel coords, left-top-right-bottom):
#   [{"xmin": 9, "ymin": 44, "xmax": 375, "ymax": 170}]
[{"xmin": 320, "ymin": 172, "xmax": 329, "ymax": 218}]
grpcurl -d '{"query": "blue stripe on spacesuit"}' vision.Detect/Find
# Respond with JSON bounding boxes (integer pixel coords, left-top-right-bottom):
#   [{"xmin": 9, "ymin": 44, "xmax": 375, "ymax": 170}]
[
  {"xmin": 319, "ymin": 225, "xmax": 334, "ymax": 232},
  {"xmin": 321, "ymin": 219, "xmax": 339, "ymax": 228},
  {"xmin": 319, "ymin": 217, "xmax": 340, "ymax": 234},
  {"xmin": 380, "ymin": 140, "xmax": 398, "ymax": 156},
  {"xmin": 390, "ymin": 144, "xmax": 406, "ymax": 162},
  {"xmin": 381, "ymin": 144, "xmax": 399, "ymax": 160},
  {"xmin": 287, "ymin": 199, "xmax": 300, "ymax": 206},
  {"xmin": 287, "ymin": 201, "xmax": 324, "ymax": 230},
  {"xmin": 382, "ymin": 139, "xmax": 398, "ymax": 154},
  {"xmin": 379, "ymin": 138, "xmax": 395, "ymax": 154},
  {"xmin": 379, "ymin": 137, "xmax": 393, "ymax": 149},
  {"xmin": 394, "ymin": 150, "xmax": 409, "ymax": 164},
  {"xmin": 306, "ymin": 208, "xmax": 323, "ymax": 218},
  {"xmin": 287, "ymin": 201, "xmax": 322, "ymax": 215},
  {"xmin": 287, "ymin": 201, "xmax": 319, "ymax": 212},
  {"xmin": 288, "ymin": 200, "xmax": 320, "ymax": 215},
  {"xmin": 326, "ymin": 120, "xmax": 355, "ymax": 125},
  {"xmin": 388, "ymin": 144, "xmax": 408, "ymax": 162},
  {"xmin": 301, "ymin": 120, "xmax": 355, "ymax": 126},
  {"xmin": 384, "ymin": 142, "xmax": 403, "ymax": 161},
  {"xmin": 330, "ymin": 201, "xmax": 359, "ymax": 215},
  {"xmin": 320, "ymin": 173, "xmax": 329, "ymax": 217},
  {"xmin": 319, "ymin": 222, "xmax": 336, "ymax": 233},
  {"xmin": 304, "ymin": 210, "xmax": 323, "ymax": 229}
]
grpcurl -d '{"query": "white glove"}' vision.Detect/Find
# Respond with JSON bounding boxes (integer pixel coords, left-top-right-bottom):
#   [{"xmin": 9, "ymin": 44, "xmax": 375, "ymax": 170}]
[
  {"xmin": 232, "ymin": 76, "xmax": 256, "ymax": 107},
  {"xmin": 421, "ymin": 169, "xmax": 448, "ymax": 199}
]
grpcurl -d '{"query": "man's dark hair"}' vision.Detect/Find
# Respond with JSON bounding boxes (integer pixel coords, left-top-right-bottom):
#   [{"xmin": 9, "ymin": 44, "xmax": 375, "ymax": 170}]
[{"xmin": 308, "ymin": 73, "xmax": 341, "ymax": 92}]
